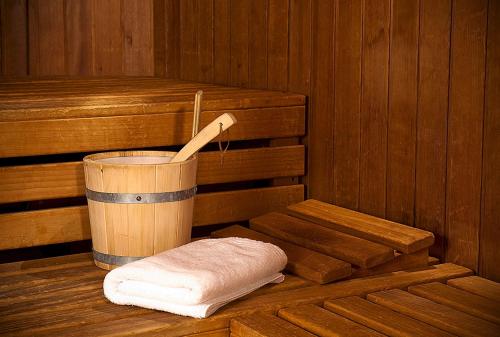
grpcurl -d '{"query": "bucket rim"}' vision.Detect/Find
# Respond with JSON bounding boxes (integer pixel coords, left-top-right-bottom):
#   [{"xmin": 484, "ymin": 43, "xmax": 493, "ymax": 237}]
[{"xmin": 83, "ymin": 150, "xmax": 197, "ymax": 166}]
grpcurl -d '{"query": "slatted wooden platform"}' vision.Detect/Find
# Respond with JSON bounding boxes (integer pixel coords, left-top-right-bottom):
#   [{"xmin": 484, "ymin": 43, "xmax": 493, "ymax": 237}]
[
  {"xmin": 0, "ymin": 77, "xmax": 306, "ymax": 252},
  {"xmin": 0, "ymin": 252, "xmax": 474, "ymax": 336}
]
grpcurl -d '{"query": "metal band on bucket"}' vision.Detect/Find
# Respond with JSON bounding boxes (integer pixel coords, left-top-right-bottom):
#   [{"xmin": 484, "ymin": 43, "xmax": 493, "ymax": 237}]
[
  {"xmin": 85, "ymin": 186, "xmax": 197, "ymax": 204},
  {"xmin": 93, "ymin": 249, "xmax": 146, "ymax": 266}
]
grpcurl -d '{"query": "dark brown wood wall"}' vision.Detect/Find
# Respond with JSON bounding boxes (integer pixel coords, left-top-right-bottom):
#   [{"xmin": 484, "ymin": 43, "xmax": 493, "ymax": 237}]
[{"xmin": 1, "ymin": 0, "xmax": 499, "ymax": 281}]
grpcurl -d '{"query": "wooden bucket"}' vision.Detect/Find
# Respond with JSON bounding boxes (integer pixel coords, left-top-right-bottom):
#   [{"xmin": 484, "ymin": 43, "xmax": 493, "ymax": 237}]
[{"xmin": 83, "ymin": 151, "xmax": 198, "ymax": 270}]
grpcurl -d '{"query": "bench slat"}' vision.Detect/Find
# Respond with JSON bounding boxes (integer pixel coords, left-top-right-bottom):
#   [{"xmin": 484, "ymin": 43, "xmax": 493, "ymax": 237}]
[
  {"xmin": 250, "ymin": 212, "xmax": 395, "ymax": 268},
  {"xmin": 0, "ymin": 145, "xmax": 304, "ymax": 203},
  {"xmin": 0, "ymin": 106, "xmax": 305, "ymax": 158},
  {"xmin": 230, "ymin": 313, "xmax": 315, "ymax": 337},
  {"xmin": 0, "ymin": 185, "xmax": 304, "ymax": 250},
  {"xmin": 287, "ymin": 199, "xmax": 434, "ymax": 253},
  {"xmin": 447, "ymin": 276, "xmax": 500, "ymax": 302},
  {"xmin": 351, "ymin": 249, "xmax": 429, "ymax": 278},
  {"xmin": 278, "ymin": 304, "xmax": 385, "ymax": 336}
]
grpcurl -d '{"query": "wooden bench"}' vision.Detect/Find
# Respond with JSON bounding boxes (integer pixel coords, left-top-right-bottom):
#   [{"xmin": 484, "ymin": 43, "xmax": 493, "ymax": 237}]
[{"xmin": 0, "ymin": 77, "xmax": 306, "ymax": 254}]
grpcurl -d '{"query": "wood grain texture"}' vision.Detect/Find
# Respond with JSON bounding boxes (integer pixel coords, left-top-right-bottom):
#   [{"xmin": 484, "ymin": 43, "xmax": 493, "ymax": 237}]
[
  {"xmin": 229, "ymin": 0, "xmax": 249, "ymax": 87},
  {"xmin": 0, "ymin": 185, "xmax": 304, "ymax": 250},
  {"xmin": 230, "ymin": 313, "xmax": 315, "ymax": 337},
  {"xmin": 333, "ymin": 0, "xmax": 362, "ymax": 209},
  {"xmin": 447, "ymin": 276, "xmax": 500, "ymax": 303},
  {"xmin": 480, "ymin": 0, "xmax": 500, "ymax": 282},
  {"xmin": 93, "ymin": 0, "xmax": 122, "ymax": 75},
  {"xmin": 368, "ymin": 289, "xmax": 499, "ymax": 337},
  {"xmin": 197, "ymin": 0, "xmax": 214, "ymax": 82},
  {"xmin": 325, "ymin": 296, "xmax": 456, "ymax": 337},
  {"xmin": 358, "ymin": 0, "xmax": 390, "ymax": 218},
  {"xmin": 288, "ymin": 0, "xmax": 311, "ymax": 95},
  {"xmin": 213, "ymin": 0, "xmax": 230, "ymax": 85},
  {"xmin": 250, "ymin": 212, "xmax": 395, "ymax": 268},
  {"xmin": 212, "ymin": 225, "xmax": 352, "ymax": 284},
  {"xmin": 414, "ymin": 0, "xmax": 452, "ymax": 260},
  {"xmin": 0, "ymin": 146, "xmax": 304, "ymax": 203},
  {"xmin": 307, "ymin": 0, "xmax": 335, "ymax": 202},
  {"xmin": 248, "ymin": 0, "xmax": 268, "ymax": 89},
  {"xmin": 278, "ymin": 304, "xmax": 385, "ymax": 337},
  {"xmin": 267, "ymin": 0, "xmax": 288, "ymax": 91},
  {"xmin": 0, "ymin": 106, "xmax": 305, "ymax": 157},
  {"xmin": 386, "ymin": 0, "xmax": 419, "ymax": 226},
  {"xmin": 446, "ymin": 0, "xmax": 488, "ymax": 272},
  {"xmin": 0, "ymin": 0, "xmax": 28, "ymax": 75},
  {"xmin": 408, "ymin": 282, "xmax": 500, "ymax": 324},
  {"xmin": 287, "ymin": 199, "xmax": 434, "ymax": 254}
]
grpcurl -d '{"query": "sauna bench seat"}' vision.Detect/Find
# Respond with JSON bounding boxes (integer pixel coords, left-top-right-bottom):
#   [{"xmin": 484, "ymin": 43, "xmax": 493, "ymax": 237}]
[
  {"xmin": 0, "ymin": 253, "xmax": 483, "ymax": 337},
  {"xmin": 0, "ymin": 77, "xmax": 306, "ymax": 259}
]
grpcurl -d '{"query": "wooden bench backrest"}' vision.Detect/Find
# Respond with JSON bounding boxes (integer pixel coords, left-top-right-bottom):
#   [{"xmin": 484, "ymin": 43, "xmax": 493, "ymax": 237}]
[{"xmin": 0, "ymin": 77, "xmax": 306, "ymax": 250}]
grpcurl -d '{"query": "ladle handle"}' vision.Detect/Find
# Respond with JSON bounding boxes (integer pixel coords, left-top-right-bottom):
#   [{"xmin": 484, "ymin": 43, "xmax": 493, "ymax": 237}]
[{"xmin": 170, "ymin": 113, "xmax": 237, "ymax": 163}]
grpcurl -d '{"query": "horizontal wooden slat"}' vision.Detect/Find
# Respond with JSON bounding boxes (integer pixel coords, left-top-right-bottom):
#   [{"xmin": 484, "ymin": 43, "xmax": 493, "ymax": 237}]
[
  {"xmin": 447, "ymin": 276, "xmax": 500, "ymax": 302},
  {"xmin": 230, "ymin": 313, "xmax": 315, "ymax": 337},
  {"xmin": 212, "ymin": 225, "xmax": 352, "ymax": 284},
  {"xmin": 0, "ymin": 106, "xmax": 305, "ymax": 158},
  {"xmin": 408, "ymin": 282, "xmax": 500, "ymax": 324},
  {"xmin": 325, "ymin": 296, "xmax": 455, "ymax": 337},
  {"xmin": 351, "ymin": 249, "xmax": 429, "ymax": 278},
  {"xmin": 367, "ymin": 289, "xmax": 500, "ymax": 337},
  {"xmin": 0, "ymin": 185, "xmax": 304, "ymax": 250},
  {"xmin": 0, "ymin": 145, "xmax": 305, "ymax": 203},
  {"xmin": 250, "ymin": 212, "xmax": 395, "ymax": 268},
  {"xmin": 287, "ymin": 199, "xmax": 435, "ymax": 254},
  {"xmin": 278, "ymin": 304, "xmax": 385, "ymax": 337}
]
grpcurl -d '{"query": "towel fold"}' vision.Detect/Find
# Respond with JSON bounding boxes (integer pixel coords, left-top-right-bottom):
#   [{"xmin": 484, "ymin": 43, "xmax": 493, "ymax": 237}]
[{"xmin": 103, "ymin": 237, "xmax": 287, "ymax": 318}]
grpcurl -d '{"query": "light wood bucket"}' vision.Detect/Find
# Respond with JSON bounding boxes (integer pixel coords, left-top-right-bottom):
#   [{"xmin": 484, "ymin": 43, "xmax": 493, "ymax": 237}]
[{"xmin": 83, "ymin": 151, "xmax": 198, "ymax": 270}]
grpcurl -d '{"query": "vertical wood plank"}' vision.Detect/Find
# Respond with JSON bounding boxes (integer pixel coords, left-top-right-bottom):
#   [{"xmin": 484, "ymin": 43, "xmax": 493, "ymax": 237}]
[
  {"xmin": 28, "ymin": 0, "xmax": 65, "ymax": 76},
  {"xmin": 333, "ymin": 0, "xmax": 362, "ymax": 209},
  {"xmin": 213, "ymin": 0, "xmax": 230, "ymax": 84},
  {"xmin": 230, "ymin": 0, "xmax": 249, "ymax": 87},
  {"xmin": 64, "ymin": 0, "xmax": 93, "ymax": 75},
  {"xmin": 197, "ymin": 0, "xmax": 214, "ymax": 82},
  {"xmin": 415, "ymin": 0, "xmax": 452, "ymax": 259},
  {"xmin": 249, "ymin": 0, "xmax": 268, "ymax": 88},
  {"xmin": 121, "ymin": 0, "xmax": 154, "ymax": 75},
  {"xmin": 153, "ymin": 0, "xmax": 166, "ymax": 77},
  {"xmin": 386, "ymin": 0, "xmax": 420, "ymax": 226},
  {"xmin": 180, "ymin": 0, "xmax": 198, "ymax": 80},
  {"xmin": 267, "ymin": 0, "xmax": 289, "ymax": 91},
  {"xmin": 307, "ymin": 0, "xmax": 335, "ymax": 202},
  {"xmin": 288, "ymin": 0, "xmax": 311, "ymax": 94},
  {"xmin": 480, "ymin": 0, "xmax": 500, "ymax": 282},
  {"xmin": 165, "ymin": 0, "xmax": 180, "ymax": 78},
  {"xmin": 93, "ymin": 0, "xmax": 122, "ymax": 75},
  {"xmin": 359, "ymin": 0, "xmax": 391, "ymax": 218},
  {"xmin": 446, "ymin": 0, "xmax": 487, "ymax": 271},
  {"xmin": 0, "ymin": 0, "xmax": 28, "ymax": 76}
]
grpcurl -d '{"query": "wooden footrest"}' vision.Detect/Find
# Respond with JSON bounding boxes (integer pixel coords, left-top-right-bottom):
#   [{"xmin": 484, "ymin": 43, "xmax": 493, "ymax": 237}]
[{"xmin": 230, "ymin": 313, "xmax": 315, "ymax": 337}]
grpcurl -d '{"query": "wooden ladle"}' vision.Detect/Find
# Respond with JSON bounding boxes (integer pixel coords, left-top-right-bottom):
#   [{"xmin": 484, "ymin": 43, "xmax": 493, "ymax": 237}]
[{"xmin": 170, "ymin": 113, "xmax": 237, "ymax": 163}]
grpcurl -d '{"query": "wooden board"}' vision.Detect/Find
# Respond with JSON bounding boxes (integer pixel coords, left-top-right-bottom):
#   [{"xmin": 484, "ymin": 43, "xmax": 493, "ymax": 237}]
[
  {"xmin": 0, "ymin": 106, "xmax": 305, "ymax": 158},
  {"xmin": 250, "ymin": 212, "xmax": 395, "ymax": 268},
  {"xmin": 408, "ymin": 282, "xmax": 500, "ymax": 324},
  {"xmin": 230, "ymin": 313, "xmax": 315, "ymax": 337},
  {"xmin": 367, "ymin": 289, "xmax": 500, "ymax": 337},
  {"xmin": 447, "ymin": 276, "xmax": 500, "ymax": 303},
  {"xmin": 325, "ymin": 296, "xmax": 455, "ymax": 337},
  {"xmin": 351, "ymin": 249, "xmax": 428, "ymax": 278},
  {"xmin": 446, "ymin": 0, "xmax": 488, "ymax": 271},
  {"xmin": 278, "ymin": 304, "xmax": 385, "ymax": 337},
  {"xmin": 287, "ymin": 199, "xmax": 434, "ymax": 253},
  {"xmin": 0, "ymin": 145, "xmax": 304, "ymax": 203},
  {"xmin": 211, "ymin": 225, "xmax": 352, "ymax": 284},
  {"xmin": 0, "ymin": 185, "xmax": 304, "ymax": 250}
]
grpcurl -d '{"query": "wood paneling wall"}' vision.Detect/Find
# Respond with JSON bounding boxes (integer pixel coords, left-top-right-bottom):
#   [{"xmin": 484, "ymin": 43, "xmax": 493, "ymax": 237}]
[
  {"xmin": 1, "ymin": 0, "xmax": 155, "ymax": 76},
  {"xmin": 1, "ymin": 0, "xmax": 499, "ymax": 281}
]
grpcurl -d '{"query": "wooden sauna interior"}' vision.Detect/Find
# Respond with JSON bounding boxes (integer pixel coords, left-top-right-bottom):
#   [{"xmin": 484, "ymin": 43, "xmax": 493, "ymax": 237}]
[{"xmin": 0, "ymin": 0, "xmax": 499, "ymax": 336}]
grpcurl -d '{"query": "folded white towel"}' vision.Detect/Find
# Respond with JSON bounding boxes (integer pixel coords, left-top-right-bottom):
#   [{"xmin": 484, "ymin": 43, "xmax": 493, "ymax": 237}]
[{"xmin": 103, "ymin": 237, "xmax": 287, "ymax": 318}]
